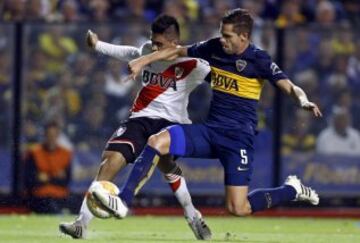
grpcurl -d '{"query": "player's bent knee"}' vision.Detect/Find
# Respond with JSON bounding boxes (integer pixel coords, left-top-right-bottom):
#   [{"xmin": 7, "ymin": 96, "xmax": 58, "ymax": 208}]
[
  {"xmin": 226, "ymin": 203, "xmax": 251, "ymax": 217},
  {"xmin": 147, "ymin": 131, "xmax": 171, "ymax": 155},
  {"xmin": 147, "ymin": 134, "xmax": 161, "ymax": 149}
]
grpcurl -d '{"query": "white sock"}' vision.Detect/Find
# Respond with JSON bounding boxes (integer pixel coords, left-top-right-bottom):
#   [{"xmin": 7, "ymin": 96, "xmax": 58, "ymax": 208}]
[
  {"xmin": 76, "ymin": 197, "xmax": 93, "ymax": 228},
  {"xmin": 165, "ymin": 169, "xmax": 196, "ymax": 219},
  {"xmin": 76, "ymin": 181, "xmax": 97, "ymax": 227}
]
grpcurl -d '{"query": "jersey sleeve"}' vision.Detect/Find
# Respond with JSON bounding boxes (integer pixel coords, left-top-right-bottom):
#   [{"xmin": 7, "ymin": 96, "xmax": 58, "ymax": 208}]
[
  {"xmin": 190, "ymin": 59, "xmax": 211, "ymax": 84},
  {"xmin": 255, "ymin": 50, "xmax": 288, "ymax": 85},
  {"xmin": 187, "ymin": 39, "xmax": 213, "ymax": 60},
  {"xmin": 95, "ymin": 41, "xmax": 141, "ymax": 61},
  {"xmin": 140, "ymin": 41, "xmax": 153, "ymax": 56}
]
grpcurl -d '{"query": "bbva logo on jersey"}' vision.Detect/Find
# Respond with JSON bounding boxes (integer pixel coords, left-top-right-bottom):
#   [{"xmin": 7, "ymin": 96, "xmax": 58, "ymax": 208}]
[{"xmin": 142, "ymin": 70, "xmax": 177, "ymax": 90}]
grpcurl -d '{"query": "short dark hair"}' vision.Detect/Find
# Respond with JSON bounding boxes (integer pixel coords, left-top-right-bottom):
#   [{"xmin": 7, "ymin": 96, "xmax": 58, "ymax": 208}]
[
  {"xmin": 222, "ymin": 8, "xmax": 253, "ymax": 36},
  {"xmin": 45, "ymin": 120, "xmax": 60, "ymax": 131},
  {"xmin": 151, "ymin": 14, "xmax": 180, "ymax": 40}
]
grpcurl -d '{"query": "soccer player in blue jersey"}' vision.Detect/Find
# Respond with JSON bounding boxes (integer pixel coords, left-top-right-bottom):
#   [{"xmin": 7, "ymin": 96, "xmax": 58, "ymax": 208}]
[{"xmin": 93, "ymin": 9, "xmax": 322, "ymax": 219}]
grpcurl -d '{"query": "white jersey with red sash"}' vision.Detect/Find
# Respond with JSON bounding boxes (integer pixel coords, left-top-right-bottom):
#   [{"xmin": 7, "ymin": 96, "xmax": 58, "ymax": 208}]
[{"xmin": 96, "ymin": 41, "xmax": 210, "ymax": 124}]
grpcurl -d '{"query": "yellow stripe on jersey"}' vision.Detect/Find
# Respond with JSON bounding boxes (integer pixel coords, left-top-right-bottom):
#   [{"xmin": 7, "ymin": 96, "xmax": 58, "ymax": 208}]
[{"xmin": 210, "ymin": 66, "xmax": 264, "ymax": 100}]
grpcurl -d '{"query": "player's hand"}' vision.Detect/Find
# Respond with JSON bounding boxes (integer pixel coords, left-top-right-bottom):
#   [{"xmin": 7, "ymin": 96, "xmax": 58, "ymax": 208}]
[
  {"xmin": 55, "ymin": 170, "xmax": 66, "ymax": 179},
  {"xmin": 37, "ymin": 172, "xmax": 49, "ymax": 182},
  {"xmin": 126, "ymin": 57, "xmax": 147, "ymax": 81},
  {"xmin": 86, "ymin": 29, "xmax": 98, "ymax": 49},
  {"xmin": 301, "ymin": 101, "xmax": 322, "ymax": 117}
]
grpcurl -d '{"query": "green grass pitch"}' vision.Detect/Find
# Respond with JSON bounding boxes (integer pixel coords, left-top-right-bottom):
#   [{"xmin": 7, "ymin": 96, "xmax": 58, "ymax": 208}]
[{"xmin": 0, "ymin": 215, "xmax": 359, "ymax": 242}]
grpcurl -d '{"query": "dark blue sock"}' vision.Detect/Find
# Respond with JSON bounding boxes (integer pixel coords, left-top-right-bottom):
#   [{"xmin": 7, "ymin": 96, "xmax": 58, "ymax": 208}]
[
  {"xmin": 119, "ymin": 145, "xmax": 159, "ymax": 206},
  {"xmin": 248, "ymin": 185, "xmax": 296, "ymax": 213}
]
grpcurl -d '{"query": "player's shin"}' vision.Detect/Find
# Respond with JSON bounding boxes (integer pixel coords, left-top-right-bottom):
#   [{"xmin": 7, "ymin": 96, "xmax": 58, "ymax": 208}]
[
  {"xmin": 164, "ymin": 165, "xmax": 212, "ymax": 240},
  {"xmin": 164, "ymin": 165, "xmax": 196, "ymax": 219},
  {"xmin": 78, "ymin": 196, "xmax": 94, "ymax": 226},
  {"xmin": 247, "ymin": 185, "xmax": 296, "ymax": 213},
  {"xmin": 119, "ymin": 145, "xmax": 160, "ymax": 206}
]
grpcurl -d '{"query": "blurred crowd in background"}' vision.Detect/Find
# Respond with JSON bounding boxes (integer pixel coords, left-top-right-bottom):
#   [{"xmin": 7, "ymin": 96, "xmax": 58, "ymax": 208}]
[
  {"xmin": 0, "ymin": 0, "xmax": 360, "ymax": 196},
  {"xmin": 0, "ymin": 0, "xmax": 359, "ymax": 28}
]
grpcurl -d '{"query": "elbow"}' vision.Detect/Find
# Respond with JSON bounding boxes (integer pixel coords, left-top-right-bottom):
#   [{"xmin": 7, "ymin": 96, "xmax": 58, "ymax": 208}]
[{"xmin": 276, "ymin": 79, "xmax": 293, "ymax": 95}]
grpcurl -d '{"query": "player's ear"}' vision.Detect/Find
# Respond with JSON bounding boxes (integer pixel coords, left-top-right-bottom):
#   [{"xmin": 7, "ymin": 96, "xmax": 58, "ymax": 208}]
[{"xmin": 239, "ymin": 32, "xmax": 249, "ymax": 41}]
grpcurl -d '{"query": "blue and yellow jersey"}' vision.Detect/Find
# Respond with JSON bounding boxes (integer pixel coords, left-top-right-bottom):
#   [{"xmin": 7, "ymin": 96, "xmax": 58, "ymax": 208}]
[{"xmin": 188, "ymin": 38, "xmax": 288, "ymax": 133}]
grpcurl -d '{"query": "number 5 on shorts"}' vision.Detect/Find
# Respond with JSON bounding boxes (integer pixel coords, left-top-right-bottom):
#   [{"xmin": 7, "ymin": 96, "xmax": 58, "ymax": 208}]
[{"xmin": 240, "ymin": 149, "xmax": 248, "ymax": 165}]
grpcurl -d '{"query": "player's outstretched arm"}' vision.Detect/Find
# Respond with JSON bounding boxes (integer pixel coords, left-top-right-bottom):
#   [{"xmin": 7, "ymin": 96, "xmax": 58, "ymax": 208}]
[
  {"xmin": 128, "ymin": 46, "xmax": 188, "ymax": 79},
  {"xmin": 276, "ymin": 79, "xmax": 323, "ymax": 117},
  {"xmin": 86, "ymin": 29, "xmax": 141, "ymax": 62}
]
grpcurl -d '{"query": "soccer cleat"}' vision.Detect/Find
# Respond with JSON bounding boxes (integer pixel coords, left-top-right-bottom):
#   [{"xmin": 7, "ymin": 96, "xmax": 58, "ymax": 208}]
[
  {"xmin": 186, "ymin": 210, "xmax": 212, "ymax": 240},
  {"xmin": 285, "ymin": 175, "xmax": 319, "ymax": 205},
  {"xmin": 59, "ymin": 221, "xmax": 87, "ymax": 239},
  {"xmin": 92, "ymin": 188, "xmax": 129, "ymax": 219}
]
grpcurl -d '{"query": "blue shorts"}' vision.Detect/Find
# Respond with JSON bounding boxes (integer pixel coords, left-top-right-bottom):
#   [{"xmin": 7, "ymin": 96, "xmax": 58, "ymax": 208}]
[{"xmin": 167, "ymin": 124, "xmax": 255, "ymax": 186}]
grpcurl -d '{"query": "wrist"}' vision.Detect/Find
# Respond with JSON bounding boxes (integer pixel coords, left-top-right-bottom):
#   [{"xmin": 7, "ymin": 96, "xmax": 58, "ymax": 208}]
[
  {"xmin": 93, "ymin": 41, "xmax": 98, "ymax": 49},
  {"xmin": 94, "ymin": 40, "xmax": 102, "ymax": 50},
  {"xmin": 299, "ymin": 97, "xmax": 308, "ymax": 107}
]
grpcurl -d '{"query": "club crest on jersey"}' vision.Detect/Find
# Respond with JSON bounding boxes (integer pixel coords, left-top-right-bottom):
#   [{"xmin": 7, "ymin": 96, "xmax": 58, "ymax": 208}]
[
  {"xmin": 235, "ymin": 59, "xmax": 247, "ymax": 72},
  {"xmin": 174, "ymin": 66, "xmax": 184, "ymax": 79},
  {"xmin": 116, "ymin": 126, "xmax": 126, "ymax": 137}
]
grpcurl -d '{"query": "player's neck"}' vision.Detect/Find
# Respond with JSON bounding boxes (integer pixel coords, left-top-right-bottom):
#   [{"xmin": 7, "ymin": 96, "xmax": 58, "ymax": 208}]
[{"xmin": 235, "ymin": 41, "xmax": 250, "ymax": 55}]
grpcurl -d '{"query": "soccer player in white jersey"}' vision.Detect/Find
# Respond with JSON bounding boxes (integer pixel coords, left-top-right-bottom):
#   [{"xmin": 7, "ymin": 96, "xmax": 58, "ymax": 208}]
[{"xmin": 59, "ymin": 15, "xmax": 212, "ymax": 240}]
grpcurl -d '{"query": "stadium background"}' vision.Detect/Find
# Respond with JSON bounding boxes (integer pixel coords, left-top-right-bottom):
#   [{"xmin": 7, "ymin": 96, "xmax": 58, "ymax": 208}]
[{"xmin": 0, "ymin": 0, "xmax": 359, "ymax": 214}]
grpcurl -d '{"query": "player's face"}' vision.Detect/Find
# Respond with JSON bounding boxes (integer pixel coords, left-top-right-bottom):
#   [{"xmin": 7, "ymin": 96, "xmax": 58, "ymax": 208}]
[
  {"xmin": 219, "ymin": 23, "xmax": 249, "ymax": 55},
  {"xmin": 44, "ymin": 127, "xmax": 59, "ymax": 150},
  {"xmin": 150, "ymin": 33, "xmax": 177, "ymax": 51}
]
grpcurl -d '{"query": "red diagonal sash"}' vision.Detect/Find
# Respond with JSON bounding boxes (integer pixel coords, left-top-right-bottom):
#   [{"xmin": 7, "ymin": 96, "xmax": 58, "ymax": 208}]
[{"xmin": 132, "ymin": 60, "xmax": 197, "ymax": 112}]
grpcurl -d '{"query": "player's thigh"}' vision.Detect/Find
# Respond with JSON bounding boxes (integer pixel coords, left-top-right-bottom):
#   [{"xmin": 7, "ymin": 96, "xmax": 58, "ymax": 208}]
[
  {"xmin": 105, "ymin": 118, "xmax": 167, "ymax": 164},
  {"xmin": 101, "ymin": 150, "xmax": 127, "ymax": 167},
  {"xmin": 217, "ymin": 133, "xmax": 254, "ymax": 186},
  {"xmin": 147, "ymin": 129, "xmax": 172, "ymax": 154},
  {"xmin": 105, "ymin": 123, "xmax": 142, "ymax": 163},
  {"xmin": 167, "ymin": 124, "xmax": 213, "ymax": 157}
]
